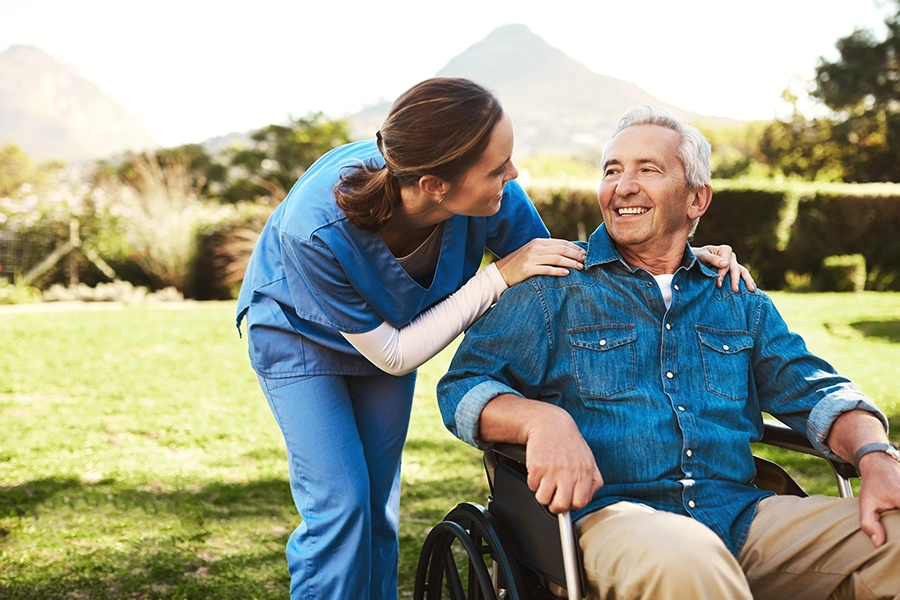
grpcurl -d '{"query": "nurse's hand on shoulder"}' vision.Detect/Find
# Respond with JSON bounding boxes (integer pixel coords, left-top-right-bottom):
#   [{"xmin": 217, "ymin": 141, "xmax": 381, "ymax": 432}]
[
  {"xmin": 494, "ymin": 239, "xmax": 586, "ymax": 287},
  {"xmin": 692, "ymin": 244, "xmax": 757, "ymax": 292}
]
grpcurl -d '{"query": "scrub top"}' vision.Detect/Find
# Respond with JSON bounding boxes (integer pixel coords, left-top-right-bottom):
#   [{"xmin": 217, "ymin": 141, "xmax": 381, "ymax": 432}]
[{"xmin": 236, "ymin": 139, "xmax": 549, "ymax": 378}]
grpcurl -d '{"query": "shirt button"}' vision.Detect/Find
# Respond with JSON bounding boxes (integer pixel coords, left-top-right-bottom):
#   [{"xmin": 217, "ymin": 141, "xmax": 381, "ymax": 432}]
[
  {"xmin": 673, "ymin": 284, "xmax": 680, "ymax": 291},
  {"xmin": 666, "ymin": 323, "xmax": 672, "ymax": 330},
  {"xmin": 678, "ymin": 406, "xmax": 685, "ymax": 411},
  {"xmin": 688, "ymin": 500, "xmax": 696, "ymax": 508},
  {"xmin": 686, "ymin": 449, "xmax": 693, "ymax": 457},
  {"xmin": 666, "ymin": 372, "xmax": 674, "ymax": 379},
  {"xmin": 722, "ymin": 344, "xmax": 730, "ymax": 351},
  {"xmin": 599, "ymin": 339, "xmax": 607, "ymax": 346}
]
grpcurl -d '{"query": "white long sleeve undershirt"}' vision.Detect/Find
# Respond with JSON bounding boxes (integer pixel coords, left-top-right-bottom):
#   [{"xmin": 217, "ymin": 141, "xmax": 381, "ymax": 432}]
[{"xmin": 341, "ymin": 263, "xmax": 508, "ymax": 376}]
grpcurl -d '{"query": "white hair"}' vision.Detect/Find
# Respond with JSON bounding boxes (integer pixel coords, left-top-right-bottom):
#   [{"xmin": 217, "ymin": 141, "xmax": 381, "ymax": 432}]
[{"xmin": 602, "ymin": 105, "xmax": 712, "ymax": 189}]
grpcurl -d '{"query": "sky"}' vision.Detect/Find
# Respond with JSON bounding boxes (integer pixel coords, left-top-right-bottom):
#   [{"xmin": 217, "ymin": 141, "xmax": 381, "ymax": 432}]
[{"xmin": 0, "ymin": 0, "xmax": 893, "ymax": 148}]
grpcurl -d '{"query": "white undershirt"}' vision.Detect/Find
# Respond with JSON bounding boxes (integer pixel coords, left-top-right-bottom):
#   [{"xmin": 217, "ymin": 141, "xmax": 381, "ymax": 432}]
[
  {"xmin": 654, "ymin": 274, "xmax": 674, "ymax": 309},
  {"xmin": 341, "ymin": 261, "xmax": 508, "ymax": 377}
]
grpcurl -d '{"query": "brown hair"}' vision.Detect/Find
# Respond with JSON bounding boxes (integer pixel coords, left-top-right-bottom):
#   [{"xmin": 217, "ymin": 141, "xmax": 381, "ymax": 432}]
[{"xmin": 334, "ymin": 78, "xmax": 504, "ymax": 232}]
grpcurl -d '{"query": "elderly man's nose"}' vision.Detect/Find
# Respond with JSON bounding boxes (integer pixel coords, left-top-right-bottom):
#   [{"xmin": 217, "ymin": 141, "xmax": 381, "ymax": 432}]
[{"xmin": 616, "ymin": 172, "xmax": 639, "ymax": 195}]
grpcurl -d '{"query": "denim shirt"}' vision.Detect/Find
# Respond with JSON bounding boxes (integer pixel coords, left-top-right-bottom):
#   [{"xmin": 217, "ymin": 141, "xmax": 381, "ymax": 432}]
[{"xmin": 437, "ymin": 224, "xmax": 885, "ymax": 556}]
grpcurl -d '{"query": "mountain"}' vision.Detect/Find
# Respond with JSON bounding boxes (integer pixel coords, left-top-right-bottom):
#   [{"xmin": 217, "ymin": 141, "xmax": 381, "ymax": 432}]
[
  {"xmin": 348, "ymin": 24, "xmax": 738, "ymax": 158},
  {"xmin": 0, "ymin": 45, "xmax": 157, "ymax": 163}
]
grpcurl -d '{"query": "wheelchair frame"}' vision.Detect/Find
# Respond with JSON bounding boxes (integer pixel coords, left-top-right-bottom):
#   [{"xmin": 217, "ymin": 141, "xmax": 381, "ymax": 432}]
[{"xmin": 413, "ymin": 421, "xmax": 858, "ymax": 600}]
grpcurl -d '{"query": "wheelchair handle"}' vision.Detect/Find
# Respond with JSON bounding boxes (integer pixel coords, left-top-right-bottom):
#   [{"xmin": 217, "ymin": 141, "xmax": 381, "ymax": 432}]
[{"xmin": 558, "ymin": 511, "xmax": 582, "ymax": 600}]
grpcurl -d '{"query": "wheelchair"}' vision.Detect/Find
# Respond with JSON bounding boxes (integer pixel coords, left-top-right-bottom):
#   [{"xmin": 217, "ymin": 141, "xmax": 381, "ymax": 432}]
[{"xmin": 413, "ymin": 421, "xmax": 858, "ymax": 600}]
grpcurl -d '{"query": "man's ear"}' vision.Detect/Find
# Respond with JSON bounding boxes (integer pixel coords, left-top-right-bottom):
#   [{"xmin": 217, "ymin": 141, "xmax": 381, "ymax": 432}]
[
  {"xmin": 687, "ymin": 183, "xmax": 713, "ymax": 220},
  {"xmin": 418, "ymin": 174, "xmax": 449, "ymax": 202}
]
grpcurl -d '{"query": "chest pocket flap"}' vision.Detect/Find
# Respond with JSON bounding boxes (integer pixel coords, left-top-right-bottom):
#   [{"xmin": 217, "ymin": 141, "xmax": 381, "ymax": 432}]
[
  {"xmin": 696, "ymin": 327, "xmax": 753, "ymax": 400},
  {"xmin": 570, "ymin": 324, "xmax": 636, "ymax": 400}
]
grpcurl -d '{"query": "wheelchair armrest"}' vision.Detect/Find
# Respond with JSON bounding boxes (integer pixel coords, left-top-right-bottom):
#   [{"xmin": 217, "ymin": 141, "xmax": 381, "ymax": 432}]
[
  {"xmin": 492, "ymin": 442, "xmax": 527, "ymax": 465},
  {"xmin": 760, "ymin": 421, "xmax": 817, "ymax": 455},
  {"xmin": 760, "ymin": 421, "xmax": 858, "ymax": 480}
]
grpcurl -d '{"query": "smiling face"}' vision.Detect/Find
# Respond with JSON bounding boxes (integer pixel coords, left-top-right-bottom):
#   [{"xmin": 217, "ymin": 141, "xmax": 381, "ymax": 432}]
[
  {"xmin": 442, "ymin": 112, "xmax": 518, "ymax": 217},
  {"xmin": 598, "ymin": 124, "xmax": 710, "ymax": 269}
]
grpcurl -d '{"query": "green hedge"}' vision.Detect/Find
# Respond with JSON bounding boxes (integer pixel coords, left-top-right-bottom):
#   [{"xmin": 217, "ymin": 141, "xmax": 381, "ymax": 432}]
[
  {"xmin": 691, "ymin": 186, "xmax": 789, "ymax": 290},
  {"xmin": 525, "ymin": 179, "xmax": 900, "ymax": 291},
  {"xmin": 525, "ymin": 182, "xmax": 603, "ymax": 242},
  {"xmin": 788, "ymin": 193, "xmax": 900, "ymax": 291}
]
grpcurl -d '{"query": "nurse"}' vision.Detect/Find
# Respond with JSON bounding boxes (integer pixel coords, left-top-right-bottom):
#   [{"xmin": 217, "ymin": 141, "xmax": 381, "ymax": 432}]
[{"xmin": 236, "ymin": 77, "xmax": 750, "ymax": 599}]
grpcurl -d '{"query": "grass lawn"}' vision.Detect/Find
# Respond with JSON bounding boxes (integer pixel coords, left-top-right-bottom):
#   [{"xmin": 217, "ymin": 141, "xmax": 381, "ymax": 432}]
[{"xmin": 1, "ymin": 293, "xmax": 899, "ymax": 598}]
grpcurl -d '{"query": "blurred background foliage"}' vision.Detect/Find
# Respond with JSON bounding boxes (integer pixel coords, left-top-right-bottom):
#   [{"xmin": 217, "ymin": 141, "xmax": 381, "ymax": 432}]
[{"xmin": 3, "ymin": 1, "xmax": 900, "ymax": 301}]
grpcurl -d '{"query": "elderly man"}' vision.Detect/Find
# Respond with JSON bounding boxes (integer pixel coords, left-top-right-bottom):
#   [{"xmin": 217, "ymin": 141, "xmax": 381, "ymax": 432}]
[{"xmin": 437, "ymin": 106, "xmax": 900, "ymax": 599}]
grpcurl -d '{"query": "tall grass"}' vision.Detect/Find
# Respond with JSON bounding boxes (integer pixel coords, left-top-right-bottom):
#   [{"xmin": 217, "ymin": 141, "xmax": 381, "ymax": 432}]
[
  {"xmin": 113, "ymin": 156, "xmax": 203, "ymax": 293},
  {"xmin": 0, "ymin": 293, "xmax": 898, "ymax": 598}
]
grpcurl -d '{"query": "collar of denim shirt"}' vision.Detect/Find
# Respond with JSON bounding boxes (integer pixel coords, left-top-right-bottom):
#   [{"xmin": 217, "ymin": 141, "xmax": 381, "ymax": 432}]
[{"xmin": 583, "ymin": 222, "xmax": 720, "ymax": 283}]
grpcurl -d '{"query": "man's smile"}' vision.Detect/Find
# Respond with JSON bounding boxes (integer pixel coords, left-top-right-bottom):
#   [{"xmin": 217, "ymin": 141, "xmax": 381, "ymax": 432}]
[{"xmin": 616, "ymin": 206, "xmax": 649, "ymax": 216}]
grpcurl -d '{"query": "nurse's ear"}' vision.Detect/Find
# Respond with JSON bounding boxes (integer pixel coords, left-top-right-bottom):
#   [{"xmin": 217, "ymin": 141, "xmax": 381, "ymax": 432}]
[{"xmin": 418, "ymin": 174, "xmax": 449, "ymax": 204}]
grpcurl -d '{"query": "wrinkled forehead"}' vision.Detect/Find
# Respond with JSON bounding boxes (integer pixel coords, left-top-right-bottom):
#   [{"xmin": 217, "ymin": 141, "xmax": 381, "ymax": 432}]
[{"xmin": 602, "ymin": 124, "xmax": 682, "ymax": 168}]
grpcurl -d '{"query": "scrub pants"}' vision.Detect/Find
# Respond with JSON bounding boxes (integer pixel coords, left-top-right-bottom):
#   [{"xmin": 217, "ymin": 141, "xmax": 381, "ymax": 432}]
[{"xmin": 257, "ymin": 371, "xmax": 416, "ymax": 600}]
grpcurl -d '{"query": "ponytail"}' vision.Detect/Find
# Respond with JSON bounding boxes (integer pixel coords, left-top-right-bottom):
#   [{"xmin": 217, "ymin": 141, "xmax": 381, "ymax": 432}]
[
  {"xmin": 334, "ymin": 161, "xmax": 402, "ymax": 233},
  {"xmin": 334, "ymin": 77, "xmax": 503, "ymax": 232}
]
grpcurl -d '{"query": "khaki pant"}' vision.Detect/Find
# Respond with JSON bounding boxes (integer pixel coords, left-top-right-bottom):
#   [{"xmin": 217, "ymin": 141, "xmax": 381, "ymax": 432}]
[{"xmin": 576, "ymin": 497, "xmax": 900, "ymax": 600}]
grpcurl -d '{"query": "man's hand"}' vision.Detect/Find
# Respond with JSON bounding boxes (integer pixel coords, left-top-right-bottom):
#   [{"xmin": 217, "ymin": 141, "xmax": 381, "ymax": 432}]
[
  {"xmin": 524, "ymin": 413, "xmax": 605, "ymax": 513},
  {"xmin": 857, "ymin": 452, "xmax": 900, "ymax": 546},
  {"xmin": 826, "ymin": 409, "xmax": 900, "ymax": 546},
  {"xmin": 480, "ymin": 394, "xmax": 604, "ymax": 514}
]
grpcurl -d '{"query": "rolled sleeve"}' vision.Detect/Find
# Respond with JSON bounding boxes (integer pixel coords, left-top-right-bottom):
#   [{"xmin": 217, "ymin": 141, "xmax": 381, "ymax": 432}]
[
  {"xmin": 807, "ymin": 394, "xmax": 889, "ymax": 460},
  {"xmin": 453, "ymin": 380, "xmax": 523, "ymax": 449},
  {"xmin": 436, "ymin": 278, "xmax": 551, "ymax": 450}
]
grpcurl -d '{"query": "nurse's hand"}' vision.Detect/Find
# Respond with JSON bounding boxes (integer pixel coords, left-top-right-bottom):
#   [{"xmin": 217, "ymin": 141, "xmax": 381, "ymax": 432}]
[
  {"xmin": 494, "ymin": 239, "xmax": 585, "ymax": 287},
  {"xmin": 692, "ymin": 244, "xmax": 756, "ymax": 292}
]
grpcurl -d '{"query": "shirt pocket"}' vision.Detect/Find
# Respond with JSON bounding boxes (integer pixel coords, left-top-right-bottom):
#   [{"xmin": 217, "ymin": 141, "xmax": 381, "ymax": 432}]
[
  {"xmin": 696, "ymin": 327, "xmax": 753, "ymax": 400},
  {"xmin": 569, "ymin": 324, "xmax": 636, "ymax": 400},
  {"xmin": 247, "ymin": 295, "xmax": 309, "ymax": 378}
]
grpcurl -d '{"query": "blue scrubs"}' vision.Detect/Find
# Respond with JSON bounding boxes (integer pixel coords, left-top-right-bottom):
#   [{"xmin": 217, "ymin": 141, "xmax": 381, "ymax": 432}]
[{"xmin": 236, "ymin": 139, "xmax": 548, "ymax": 599}]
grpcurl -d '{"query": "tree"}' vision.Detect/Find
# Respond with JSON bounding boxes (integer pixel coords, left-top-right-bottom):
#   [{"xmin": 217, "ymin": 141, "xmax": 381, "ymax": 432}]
[
  {"xmin": 759, "ymin": 1, "xmax": 900, "ymax": 182},
  {"xmin": 94, "ymin": 144, "xmax": 226, "ymax": 198},
  {"xmin": 90, "ymin": 114, "xmax": 352, "ymax": 205},
  {"xmin": 222, "ymin": 113, "xmax": 351, "ymax": 203},
  {"xmin": 814, "ymin": 11, "xmax": 900, "ymax": 113},
  {"xmin": 0, "ymin": 143, "xmax": 62, "ymax": 197},
  {"xmin": 699, "ymin": 121, "xmax": 770, "ymax": 179},
  {"xmin": 756, "ymin": 90, "xmax": 847, "ymax": 181},
  {"xmin": 812, "ymin": 4, "xmax": 900, "ymax": 182}
]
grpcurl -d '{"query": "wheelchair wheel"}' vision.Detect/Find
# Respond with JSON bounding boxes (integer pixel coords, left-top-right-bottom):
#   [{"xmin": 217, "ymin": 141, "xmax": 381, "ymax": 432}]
[{"xmin": 414, "ymin": 502, "xmax": 528, "ymax": 600}]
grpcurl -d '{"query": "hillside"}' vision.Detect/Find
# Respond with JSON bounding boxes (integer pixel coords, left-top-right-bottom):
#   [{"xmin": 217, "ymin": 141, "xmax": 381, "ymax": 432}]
[
  {"xmin": 0, "ymin": 29, "xmax": 739, "ymax": 164},
  {"xmin": 0, "ymin": 45, "xmax": 157, "ymax": 163},
  {"xmin": 349, "ymin": 24, "xmax": 739, "ymax": 158}
]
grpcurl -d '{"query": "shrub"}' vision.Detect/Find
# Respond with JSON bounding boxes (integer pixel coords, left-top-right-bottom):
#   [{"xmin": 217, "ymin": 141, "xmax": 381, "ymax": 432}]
[
  {"xmin": 787, "ymin": 188, "xmax": 900, "ymax": 291},
  {"xmin": 525, "ymin": 178, "xmax": 900, "ymax": 292},
  {"xmin": 692, "ymin": 182, "xmax": 793, "ymax": 290},
  {"xmin": 819, "ymin": 254, "xmax": 867, "ymax": 292},
  {"xmin": 40, "ymin": 280, "xmax": 183, "ymax": 303},
  {"xmin": 193, "ymin": 201, "xmax": 274, "ymax": 300},
  {"xmin": 108, "ymin": 155, "xmax": 204, "ymax": 294},
  {"xmin": 105, "ymin": 155, "xmax": 270, "ymax": 298},
  {"xmin": 0, "ymin": 164, "xmax": 125, "ymax": 288},
  {"xmin": 525, "ymin": 181, "xmax": 602, "ymax": 241},
  {"xmin": 0, "ymin": 278, "xmax": 41, "ymax": 304}
]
